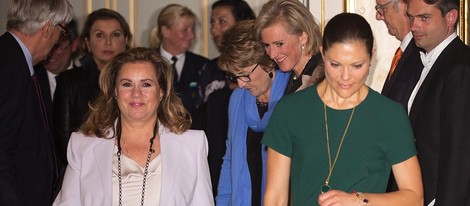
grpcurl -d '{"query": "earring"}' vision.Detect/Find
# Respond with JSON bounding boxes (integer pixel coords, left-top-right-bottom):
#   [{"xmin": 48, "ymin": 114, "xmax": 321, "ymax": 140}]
[
  {"xmin": 301, "ymin": 45, "xmax": 305, "ymax": 50},
  {"xmin": 160, "ymin": 97, "xmax": 163, "ymax": 101},
  {"xmin": 268, "ymin": 70, "xmax": 273, "ymax": 79}
]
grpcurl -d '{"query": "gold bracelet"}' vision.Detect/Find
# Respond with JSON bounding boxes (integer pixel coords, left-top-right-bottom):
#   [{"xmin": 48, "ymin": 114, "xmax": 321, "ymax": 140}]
[{"xmin": 352, "ymin": 191, "xmax": 369, "ymax": 206}]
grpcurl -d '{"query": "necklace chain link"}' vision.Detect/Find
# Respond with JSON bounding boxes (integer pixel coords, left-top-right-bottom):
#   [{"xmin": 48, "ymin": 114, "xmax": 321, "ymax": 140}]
[
  {"xmin": 117, "ymin": 121, "xmax": 158, "ymax": 206},
  {"xmin": 322, "ymin": 103, "xmax": 355, "ymax": 192}
]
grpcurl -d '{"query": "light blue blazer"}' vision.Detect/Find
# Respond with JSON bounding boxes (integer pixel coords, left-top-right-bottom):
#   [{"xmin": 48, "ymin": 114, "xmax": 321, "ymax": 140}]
[{"xmin": 53, "ymin": 126, "xmax": 214, "ymax": 206}]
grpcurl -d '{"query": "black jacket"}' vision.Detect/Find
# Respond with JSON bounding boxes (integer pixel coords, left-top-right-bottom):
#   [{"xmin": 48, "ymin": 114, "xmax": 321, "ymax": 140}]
[{"xmin": 53, "ymin": 54, "xmax": 100, "ymax": 167}]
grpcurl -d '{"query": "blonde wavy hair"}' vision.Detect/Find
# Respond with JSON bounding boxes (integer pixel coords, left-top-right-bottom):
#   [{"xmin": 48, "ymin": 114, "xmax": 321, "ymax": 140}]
[
  {"xmin": 256, "ymin": 0, "xmax": 322, "ymax": 56},
  {"xmin": 80, "ymin": 47, "xmax": 191, "ymax": 138}
]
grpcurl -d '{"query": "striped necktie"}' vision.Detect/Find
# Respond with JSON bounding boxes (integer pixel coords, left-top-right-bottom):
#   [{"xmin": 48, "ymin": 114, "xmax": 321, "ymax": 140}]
[{"xmin": 388, "ymin": 47, "xmax": 403, "ymax": 80}]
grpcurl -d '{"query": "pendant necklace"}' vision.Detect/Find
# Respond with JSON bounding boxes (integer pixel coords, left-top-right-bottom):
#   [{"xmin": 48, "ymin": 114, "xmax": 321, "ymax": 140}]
[
  {"xmin": 116, "ymin": 121, "xmax": 158, "ymax": 206},
  {"xmin": 320, "ymin": 103, "xmax": 355, "ymax": 194}
]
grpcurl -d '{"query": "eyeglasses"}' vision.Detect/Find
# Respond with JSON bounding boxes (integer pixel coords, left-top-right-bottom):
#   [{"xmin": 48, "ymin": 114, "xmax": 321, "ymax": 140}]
[
  {"xmin": 225, "ymin": 72, "xmax": 238, "ymax": 83},
  {"xmin": 226, "ymin": 64, "xmax": 259, "ymax": 83},
  {"xmin": 57, "ymin": 23, "xmax": 68, "ymax": 37},
  {"xmin": 375, "ymin": 0, "xmax": 393, "ymax": 16},
  {"xmin": 52, "ymin": 41, "xmax": 72, "ymax": 51}
]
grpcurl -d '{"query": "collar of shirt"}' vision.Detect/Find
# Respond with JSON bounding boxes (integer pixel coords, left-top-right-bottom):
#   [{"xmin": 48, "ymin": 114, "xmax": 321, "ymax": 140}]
[
  {"xmin": 159, "ymin": 47, "xmax": 185, "ymax": 71},
  {"xmin": 419, "ymin": 32, "xmax": 457, "ymax": 69},
  {"xmin": 9, "ymin": 31, "xmax": 34, "ymax": 76},
  {"xmin": 400, "ymin": 32, "xmax": 413, "ymax": 51}
]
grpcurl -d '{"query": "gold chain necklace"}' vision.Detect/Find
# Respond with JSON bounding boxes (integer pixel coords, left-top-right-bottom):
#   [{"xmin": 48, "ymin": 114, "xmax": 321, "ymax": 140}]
[{"xmin": 320, "ymin": 103, "xmax": 355, "ymax": 194}]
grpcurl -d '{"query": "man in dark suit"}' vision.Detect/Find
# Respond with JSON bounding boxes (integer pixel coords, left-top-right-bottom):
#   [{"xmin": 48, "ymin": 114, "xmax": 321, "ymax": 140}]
[
  {"xmin": 407, "ymin": 0, "xmax": 470, "ymax": 205},
  {"xmin": 35, "ymin": 19, "xmax": 79, "ymax": 128},
  {"xmin": 0, "ymin": 0, "xmax": 72, "ymax": 205},
  {"xmin": 376, "ymin": 0, "xmax": 424, "ymax": 193},
  {"xmin": 376, "ymin": 0, "xmax": 423, "ymax": 110}
]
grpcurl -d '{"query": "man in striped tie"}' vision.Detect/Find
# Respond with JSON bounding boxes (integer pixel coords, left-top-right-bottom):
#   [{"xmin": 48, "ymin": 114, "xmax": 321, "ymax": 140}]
[
  {"xmin": 375, "ymin": 0, "xmax": 425, "ymax": 194},
  {"xmin": 375, "ymin": 0, "xmax": 424, "ymax": 111}
]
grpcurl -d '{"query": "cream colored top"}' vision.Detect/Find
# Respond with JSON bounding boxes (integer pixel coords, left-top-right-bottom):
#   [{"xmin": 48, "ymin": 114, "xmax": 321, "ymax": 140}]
[{"xmin": 112, "ymin": 146, "xmax": 162, "ymax": 206}]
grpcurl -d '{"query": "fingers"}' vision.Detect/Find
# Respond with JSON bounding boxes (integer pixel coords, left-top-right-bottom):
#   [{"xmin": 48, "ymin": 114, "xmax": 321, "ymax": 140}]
[{"xmin": 318, "ymin": 190, "xmax": 356, "ymax": 206}]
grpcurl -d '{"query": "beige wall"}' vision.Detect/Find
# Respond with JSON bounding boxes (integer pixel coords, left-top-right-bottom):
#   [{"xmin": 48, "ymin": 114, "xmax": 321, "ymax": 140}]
[{"xmin": 0, "ymin": 0, "xmax": 397, "ymax": 92}]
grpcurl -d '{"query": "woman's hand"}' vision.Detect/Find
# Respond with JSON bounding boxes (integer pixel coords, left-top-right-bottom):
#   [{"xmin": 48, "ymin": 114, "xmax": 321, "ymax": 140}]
[{"xmin": 318, "ymin": 190, "xmax": 357, "ymax": 206}]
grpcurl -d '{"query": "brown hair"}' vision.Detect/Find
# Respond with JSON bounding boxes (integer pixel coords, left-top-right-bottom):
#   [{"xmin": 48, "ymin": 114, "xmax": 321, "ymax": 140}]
[
  {"xmin": 79, "ymin": 8, "xmax": 132, "ymax": 53},
  {"xmin": 218, "ymin": 20, "xmax": 276, "ymax": 73},
  {"xmin": 81, "ymin": 47, "xmax": 191, "ymax": 137}
]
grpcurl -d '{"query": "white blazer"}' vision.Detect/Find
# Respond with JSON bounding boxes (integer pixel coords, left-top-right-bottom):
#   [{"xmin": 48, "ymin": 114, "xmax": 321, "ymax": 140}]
[{"xmin": 53, "ymin": 126, "xmax": 214, "ymax": 206}]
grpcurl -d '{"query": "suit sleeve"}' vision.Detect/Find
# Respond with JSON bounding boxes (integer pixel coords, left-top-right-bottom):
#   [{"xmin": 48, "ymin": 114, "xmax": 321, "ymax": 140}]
[
  {"xmin": 436, "ymin": 62, "xmax": 470, "ymax": 205},
  {"xmin": 53, "ymin": 76, "xmax": 73, "ymax": 166},
  {"xmin": 53, "ymin": 134, "xmax": 82, "ymax": 206},
  {"xmin": 192, "ymin": 131, "xmax": 215, "ymax": 206}
]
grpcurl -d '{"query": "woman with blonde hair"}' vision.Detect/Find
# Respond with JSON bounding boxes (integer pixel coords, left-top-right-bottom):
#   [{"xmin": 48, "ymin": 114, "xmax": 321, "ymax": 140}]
[
  {"xmin": 149, "ymin": 4, "xmax": 208, "ymax": 116},
  {"xmin": 54, "ymin": 47, "xmax": 214, "ymax": 205},
  {"xmin": 256, "ymin": 0, "xmax": 324, "ymax": 94}
]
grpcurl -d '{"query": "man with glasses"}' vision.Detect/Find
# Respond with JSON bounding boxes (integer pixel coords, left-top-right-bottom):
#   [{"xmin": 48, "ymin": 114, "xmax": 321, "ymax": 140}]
[
  {"xmin": 0, "ymin": 0, "xmax": 73, "ymax": 205},
  {"xmin": 375, "ymin": 0, "xmax": 424, "ymax": 193},
  {"xmin": 33, "ymin": 20, "xmax": 78, "ymax": 198},
  {"xmin": 376, "ymin": 0, "xmax": 423, "ymax": 111},
  {"xmin": 35, "ymin": 19, "xmax": 78, "ymax": 107},
  {"xmin": 406, "ymin": 0, "xmax": 470, "ymax": 205}
]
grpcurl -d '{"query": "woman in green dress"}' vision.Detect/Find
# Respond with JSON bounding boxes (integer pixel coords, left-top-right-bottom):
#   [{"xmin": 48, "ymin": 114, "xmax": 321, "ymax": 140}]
[{"xmin": 262, "ymin": 13, "xmax": 423, "ymax": 206}]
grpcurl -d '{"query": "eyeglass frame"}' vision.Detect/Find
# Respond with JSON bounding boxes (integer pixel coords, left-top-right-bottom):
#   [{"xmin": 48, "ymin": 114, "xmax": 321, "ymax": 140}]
[
  {"xmin": 226, "ymin": 64, "xmax": 259, "ymax": 83},
  {"xmin": 57, "ymin": 23, "xmax": 68, "ymax": 37},
  {"xmin": 375, "ymin": 0, "xmax": 393, "ymax": 16}
]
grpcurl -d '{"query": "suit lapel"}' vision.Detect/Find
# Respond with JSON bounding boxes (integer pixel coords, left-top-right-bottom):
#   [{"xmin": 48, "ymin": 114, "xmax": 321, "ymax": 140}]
[
  {"xmin": 394, "ymin": 41, "xmax": 414, "ymax": 78},
  {"xmin": 159, "ymin": 130, "xmax": 182, "ymax": 206},
  {"xmin": 93, "ymin": 138, "xmax": 115, "ymax": 205}
]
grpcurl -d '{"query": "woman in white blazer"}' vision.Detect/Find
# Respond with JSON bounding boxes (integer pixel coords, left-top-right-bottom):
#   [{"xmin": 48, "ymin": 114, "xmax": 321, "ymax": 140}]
[{"xmin": 53, "ymin": 47, "xmax": 214, "ymax": 206}]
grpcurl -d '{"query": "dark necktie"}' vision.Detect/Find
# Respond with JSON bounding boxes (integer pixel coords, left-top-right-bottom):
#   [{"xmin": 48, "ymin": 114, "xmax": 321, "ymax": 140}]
[
  {"xmin": 32, "ymin": 74, "xmax": 50, "ymax": 130},
  {"xmin": 32, "ymin": 73, "xmax": 58, "ymax": 181},
  {"xmin": 171, "ymin": 56, "xmax": 178, "ymax": 83}
]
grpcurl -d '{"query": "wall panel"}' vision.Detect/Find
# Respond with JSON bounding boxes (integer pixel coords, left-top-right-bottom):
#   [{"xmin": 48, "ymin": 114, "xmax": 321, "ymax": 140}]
[{"xmin": 0, "ymin": 0, "xmax": 393, "ymax": 91}]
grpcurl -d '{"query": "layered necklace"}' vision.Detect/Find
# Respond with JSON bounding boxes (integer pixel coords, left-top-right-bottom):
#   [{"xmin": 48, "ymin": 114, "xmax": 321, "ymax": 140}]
[
  {"xmin": 320, "ymin": 103, "xmax": 355, "ymax": 194},
  {"xmin": 116, "ymin": 121, "xmax": 158, "ymax": 206}
]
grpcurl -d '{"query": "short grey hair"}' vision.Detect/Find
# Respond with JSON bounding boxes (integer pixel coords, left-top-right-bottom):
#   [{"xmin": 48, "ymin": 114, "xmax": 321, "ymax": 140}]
[{"xmin": 7, "ymin": 0, "xmax": 73, "ymax": 35}]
